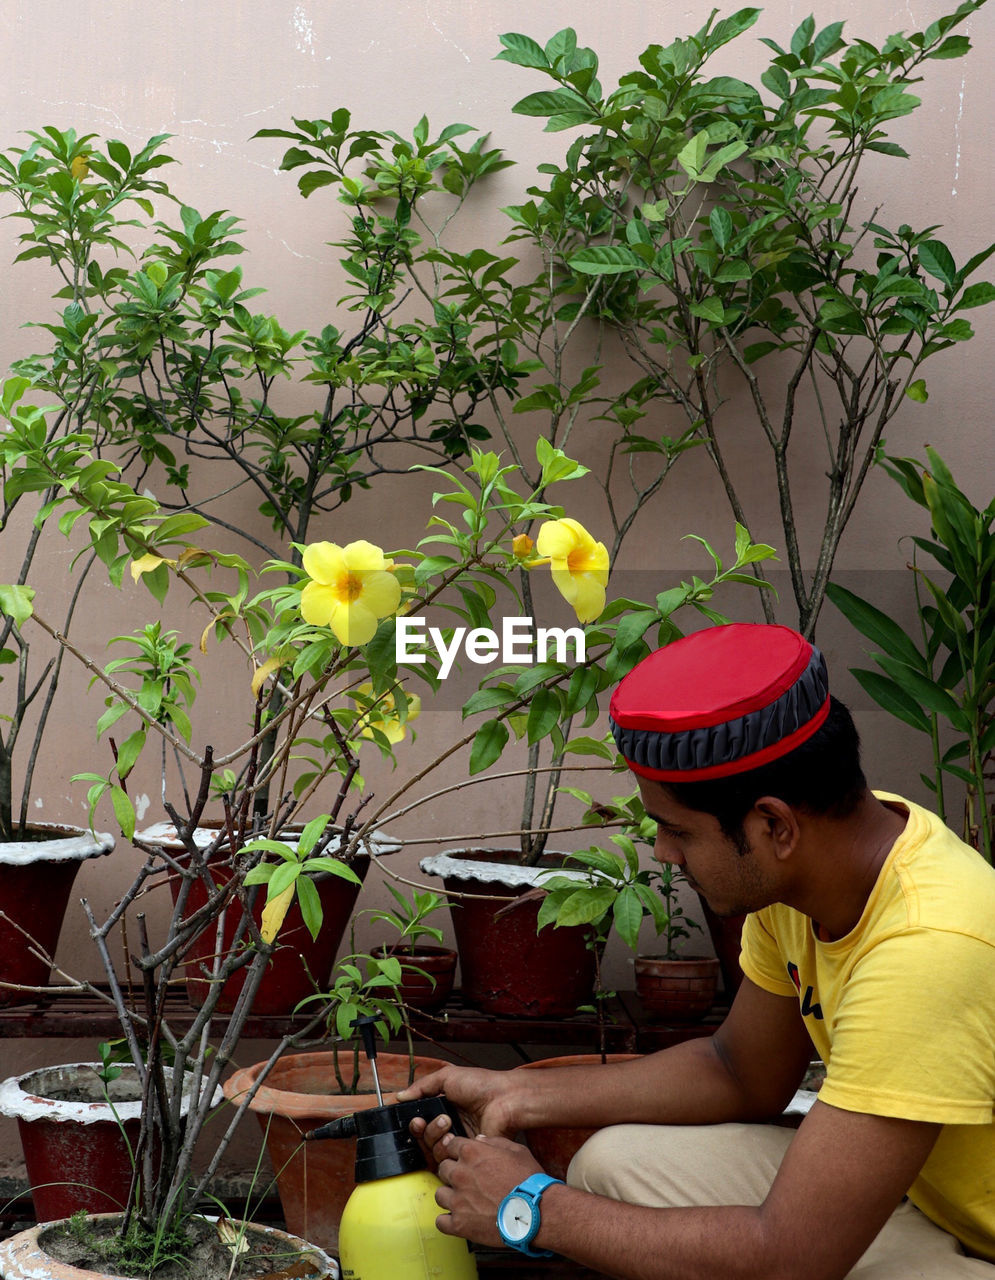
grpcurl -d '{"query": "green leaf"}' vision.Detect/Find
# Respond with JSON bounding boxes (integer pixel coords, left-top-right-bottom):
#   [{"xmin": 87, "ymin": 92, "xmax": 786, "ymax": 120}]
[
  {"xmin": 526, "ymin": 688, "xmax": 561, "ymax": 745},
  {"xmin": 569, "ymin": 245, "xmax": 643, "ymax": 276},
  {"xmin": 917, "ymin": 239, "xmax": 957, "ymax": 289},
  {"xmin": 905, "ymin": 379, "xmax": 929, "ymax": 403},
  {"xmin": 469, "ymin": 718, "xmax": 509, "ymax": 774},
  {"xmin": 612, "ymin": 887, "xmax": 644, "ymax": 952},
  {"xmin": 875, "ymin": 654, "xmax": 970, "ymax": 731},
  {"xmin": 850, "ymin": 669, "xmax": 931, "ymax": 734},
  {"xmin": 0, "ymin": 584, "xmax": 35, "ymax": 627},
  {"xmin": 690, "ymin": 296, "xmax": 726, "ymax": 325},
  {"xmin": 297, "ymin": 875, "xmax": 323, "ymax": 942},
  {"xmin": 825, "ymin": 583, "xmax": 926, "ymax": 670},
  {"xmin": 496, "ymin": 32, "xmax": 550, "ymax": 70},
  {"xmin": 956, "ymin": 281, "xmax": 995, "ymax": 310},
  {"xmin": 110, "ymin": 787, "xmax": 136, "ymax": 841},
  {"xmin": 564, "ymin": 664, "xmax": 601, "ymax": 717},
  {"xmin": 547, "ymin": 886, "xmax": 614, "ymax": 928},
  {"xmin": 709, "ymin": 207, "xmax": 733, "ymax": 251},
  {"xmin": 298, "ymin": 812, "xmax": 332, "ymax": 858}
]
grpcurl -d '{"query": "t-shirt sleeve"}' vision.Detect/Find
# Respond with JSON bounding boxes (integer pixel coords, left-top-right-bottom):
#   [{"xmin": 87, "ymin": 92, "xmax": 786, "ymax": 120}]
[
  {"xmin": 818, "ymin": 928, "xmax": 995, "ymax": 1125},
  {"xmin": 739, "ymin": 909, "xmax": 796, "ymax": 997}
]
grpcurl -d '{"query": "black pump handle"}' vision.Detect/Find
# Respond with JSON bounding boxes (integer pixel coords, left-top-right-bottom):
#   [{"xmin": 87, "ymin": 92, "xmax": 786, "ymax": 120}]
[{"xmin": 351, "ymin": 1014, "xmax": 382, "ymax": 1064}]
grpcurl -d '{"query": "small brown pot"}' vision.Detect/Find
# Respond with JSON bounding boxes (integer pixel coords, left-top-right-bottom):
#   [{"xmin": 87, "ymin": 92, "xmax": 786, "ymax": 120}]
[
  {"xmin": 372, "ymin": 944, "xmax": 458, "ymax": 1011},
  {"xmin": 0, "ymin": 1213, "xmax": 338, "ymax": 1280},
  {"xmin": 223, "ymin": 1050, "xmax": 449, "ymax": 1252},
  {"xmin": 634, "ymin": 954, "xmax": 721, "ymax": 1022},
  {"xmin": 517, "ymin": 1054, "xmax": 642, "ymax": 1180}
]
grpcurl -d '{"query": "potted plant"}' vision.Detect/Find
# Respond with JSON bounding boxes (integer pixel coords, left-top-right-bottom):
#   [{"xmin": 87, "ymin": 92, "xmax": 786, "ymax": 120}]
[
  {"xmin": 367, "ymin": 883, "xmax": 458, "ymax": 1012},
  {"xmin": 222, "ymin": 942, "xmax": 453, "ymax": 1253},
  {"xmin": 631, "ymin": 863, "xmax": 720, "ymax": 1023},
  {"xmin": 0, "ymin": 377, "xmax": 117, "ymax": 1003}
]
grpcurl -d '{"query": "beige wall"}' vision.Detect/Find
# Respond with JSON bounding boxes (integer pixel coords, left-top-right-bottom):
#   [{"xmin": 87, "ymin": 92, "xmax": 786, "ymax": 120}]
[{"xmin": 1, "ymin": 0, "xmax": 993, "ymax": 1087}]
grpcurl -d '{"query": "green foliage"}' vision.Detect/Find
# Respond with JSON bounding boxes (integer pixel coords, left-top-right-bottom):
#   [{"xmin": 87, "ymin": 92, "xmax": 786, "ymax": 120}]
[
  {"xmin": 828, "ymin": 446, "xmax": 995, "ymax": 862},
  {"xmin": 538, "ymin": 787, "xmax": 702, "ymax": 958},
  {"xmin": 367, "ymin": 882, "xmax": 447, "ymax": 954},
  {"xmin": 492, "ymin": 5, "xmax": 992, "ymax": 637}
]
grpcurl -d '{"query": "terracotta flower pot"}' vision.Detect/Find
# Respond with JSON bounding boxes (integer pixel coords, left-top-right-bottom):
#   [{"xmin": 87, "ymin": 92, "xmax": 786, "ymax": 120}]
[
  {"xmin": 633, "ymin": 954, "xmax": 721, "ymax": 1021},
  {"xmin": 223, "ymin": 1049, "xmax": 450, "ymax": 1251},
  {"xmin": 372, "ymin": 944, "xmax": 458, "ymax": 1011},
  {"xmin": 0, "ymin": 1063, "xmax": 218, "ymax": 1224},
  {"xmin": 0, "ymin": 1213, "xmax": 338, "ymax": 1280},
  {"xmin": 420, "ymin": 849, "xmax": 596, "ymax": 1017},
  {"xmin": 142, "ymin": 821, "xmax": 396, "ymax": 1015},
  {"xmin": 0, "ymin": 825, "xmax": 114, "ymax": 1008},
  {"xmin": 517, "ymin": 1053, "xmax": 641, "ymax": 1180}
]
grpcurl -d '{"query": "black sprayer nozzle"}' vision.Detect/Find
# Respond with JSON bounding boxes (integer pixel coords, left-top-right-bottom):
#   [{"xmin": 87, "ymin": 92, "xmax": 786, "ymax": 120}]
[{"xmin": 304, "ymin": 1096, "xmax": 467, "ymax": 1182}]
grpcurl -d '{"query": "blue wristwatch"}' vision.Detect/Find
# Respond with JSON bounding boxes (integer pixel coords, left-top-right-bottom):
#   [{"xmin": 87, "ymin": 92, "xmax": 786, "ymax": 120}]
[{"xmin": 496, "ymin": 1172, "xmax": 564, "ymax": 1258}]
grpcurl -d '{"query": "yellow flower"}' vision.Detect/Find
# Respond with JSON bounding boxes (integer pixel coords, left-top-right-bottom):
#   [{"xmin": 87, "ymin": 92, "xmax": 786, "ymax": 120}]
[
  {"xmin": 353, "ymin": 683, "xmax": 422, "ymax": 745},
  {"xmin": 535, "ymin": 518, "xmax": 609, "ymax": 623},
  {"xmin": 300, "ymin": 540, "xmax": 402, "ymax": 646},
  {"xmin": 512, "ymin": 533, "xmax": 535, "ymax": 560}
]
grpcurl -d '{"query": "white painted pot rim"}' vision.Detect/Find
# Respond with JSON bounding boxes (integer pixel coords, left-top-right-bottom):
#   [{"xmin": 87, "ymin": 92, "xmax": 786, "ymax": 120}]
[
  {"xmin": 0, "ymin": 1213, "xmax": 339, "ymax": 1279},
  {"xmin": 420, "ymin": 849, "xmax": 588, "ymax": 889},
  {"xmin": 137, "ymin": 821, "xmax": 400, "ymax": 857},
  {"xmin": 0, "ymin": 824, "xmax": 114, "ymax": 867},
  {"xmin": 0, "ymin": 1063, "xmax": 222, "ymax": 1125}
]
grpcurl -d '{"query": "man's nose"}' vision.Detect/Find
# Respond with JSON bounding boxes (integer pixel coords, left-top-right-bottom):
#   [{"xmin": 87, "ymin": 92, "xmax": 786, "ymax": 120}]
[{"xmin": 653, "ymin": 832, "xmax": 684, "ymax": 868}]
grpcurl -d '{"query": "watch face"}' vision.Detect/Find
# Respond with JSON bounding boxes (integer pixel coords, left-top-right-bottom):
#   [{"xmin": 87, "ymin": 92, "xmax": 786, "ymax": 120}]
[{"xmin": 498, "ymin": 1193, "xmax": 535, "ymax": 1243}]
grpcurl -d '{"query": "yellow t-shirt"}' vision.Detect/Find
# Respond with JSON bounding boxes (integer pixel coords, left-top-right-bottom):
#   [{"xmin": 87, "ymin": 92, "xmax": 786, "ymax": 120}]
[{"xmin": 740, "ymin": 793, "xmax": 995, "ymax": 1261}]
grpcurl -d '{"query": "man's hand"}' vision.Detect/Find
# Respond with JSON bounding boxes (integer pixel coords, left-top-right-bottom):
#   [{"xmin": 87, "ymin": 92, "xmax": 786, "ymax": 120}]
[
  {"xmin": 432, "ymin": 1130, "xmax": 544, "ymax": 1247},
  {"xmin": 398, "ymin": 1064, "xmax": 524, "ymax": 1140}
]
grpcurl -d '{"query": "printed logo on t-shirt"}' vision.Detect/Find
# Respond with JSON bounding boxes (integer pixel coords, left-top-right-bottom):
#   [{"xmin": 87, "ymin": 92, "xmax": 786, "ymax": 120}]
[{"xmin": 786, "ymin": 961, "xmax": 824, "ymax": 1020}]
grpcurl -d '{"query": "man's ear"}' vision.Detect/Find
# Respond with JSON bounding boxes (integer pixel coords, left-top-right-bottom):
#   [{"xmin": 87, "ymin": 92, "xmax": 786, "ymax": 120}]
[{"xmin": 748, "ymin": 796, "xmax": 800, "ymax": 862}]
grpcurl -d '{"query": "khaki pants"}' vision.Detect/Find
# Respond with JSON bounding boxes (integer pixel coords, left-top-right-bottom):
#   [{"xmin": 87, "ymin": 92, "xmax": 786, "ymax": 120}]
[{"xmin": 567, "ymin": 1122, "xmax": 994, "ymax": 1278}]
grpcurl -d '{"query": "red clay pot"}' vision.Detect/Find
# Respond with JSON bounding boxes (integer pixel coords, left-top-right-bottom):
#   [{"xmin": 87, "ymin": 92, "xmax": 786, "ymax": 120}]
[
  {"xmin": 0, "ymin": 826, "xmax": 113, "ymax": 1008},
  {"xmin": 372, "ymin": 945, "xmax": 458, "ymax": 1012},
  {"xmin": 146, "ymin": 822, "xmax": 371, "ymax": 1015},
  {"xmin": 0, "ymin": 1063, "xmax": 209, "ymax": 1224},
  {"xmin": 223, "ymin": 1050, "xmax": 449, "ymax": 1252},
  {"xmin": 421, "ymin": 850, "xmax": 597, "ymax": 1018},
  {"xmin": 634, "ymin": 954, "xmax": 721, "ymax": 1021},
  {"xmin": 518, "ymin": 1054, "xmax": 642, "ymax": 1180}
]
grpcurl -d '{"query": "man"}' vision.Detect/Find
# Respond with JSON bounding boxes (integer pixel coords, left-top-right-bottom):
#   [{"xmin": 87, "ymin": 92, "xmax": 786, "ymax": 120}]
[{"xmin": 400, "ymin": 623, "xmax": 995, "ymax": 1278}]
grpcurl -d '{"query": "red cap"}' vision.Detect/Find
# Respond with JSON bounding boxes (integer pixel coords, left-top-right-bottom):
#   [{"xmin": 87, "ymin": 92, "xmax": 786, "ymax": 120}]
[{"xmin": 609, "ymin": 624, "xmax": 830, "ymax": 781}]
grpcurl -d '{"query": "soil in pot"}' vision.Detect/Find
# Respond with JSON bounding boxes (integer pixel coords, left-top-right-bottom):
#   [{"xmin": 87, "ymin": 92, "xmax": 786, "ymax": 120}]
[
  {"xmin": 421, "ymin": 849, "xmax": 597, "ymax": 1018},
  {"xmin": 0, "ymin": 825, "xmax": 114, "ymax": 1008},
  {"xmin": 223, "ymin": 1050, "xmax": 449, "ymax": 1253},
  {"xmin": 634, "ymin": 954, "xmax": 721, "ymax": 1021},
  {"xmin": 517, "ymin": 1054, "xmax": 641, "ymax": 1180},
  {"xmin": 0, "ymin": 1213, "xmax": 337, "ymax": 1280}
]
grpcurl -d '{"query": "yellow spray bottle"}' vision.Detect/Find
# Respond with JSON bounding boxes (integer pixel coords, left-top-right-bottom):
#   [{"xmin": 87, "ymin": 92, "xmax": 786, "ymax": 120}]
[{"xmin": 306, "ymin": 1018, "xmax": 478, "ymax": 1280}]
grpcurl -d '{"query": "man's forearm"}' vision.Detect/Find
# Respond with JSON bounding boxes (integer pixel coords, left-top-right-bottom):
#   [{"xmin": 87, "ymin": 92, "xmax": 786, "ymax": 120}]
[
  {"xmin": 512, "ymin": 1037, "xmax": 765, "ymax": 1133},
  {"xmin": 536, "ymin": 1184, "xmax": 798, "ymax": 1280}
]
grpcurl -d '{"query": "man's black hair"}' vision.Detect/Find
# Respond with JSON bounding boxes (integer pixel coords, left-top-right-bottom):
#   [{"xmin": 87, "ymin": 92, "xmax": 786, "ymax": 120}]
[{"xmin": 665, "ymin": 696, "xmax": 867, "ymax": 841}]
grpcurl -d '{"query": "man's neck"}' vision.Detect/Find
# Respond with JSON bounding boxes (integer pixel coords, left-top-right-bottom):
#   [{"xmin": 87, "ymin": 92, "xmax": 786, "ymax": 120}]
[{"xmin": 788, "ymin": 792, "xmax": 908, "ymax": 941}]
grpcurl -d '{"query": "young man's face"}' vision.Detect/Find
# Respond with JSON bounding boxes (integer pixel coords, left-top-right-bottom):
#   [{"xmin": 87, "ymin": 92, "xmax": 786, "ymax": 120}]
[{"xmin": 636, "ymin": 775, "xmax": 778, "ymax": 919}]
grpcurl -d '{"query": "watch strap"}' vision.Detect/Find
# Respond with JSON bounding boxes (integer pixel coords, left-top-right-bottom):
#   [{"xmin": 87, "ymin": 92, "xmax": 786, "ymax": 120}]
[{"xmin": 497, "ymin": 1172, "xmax": 564, "ymax": 1258}]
